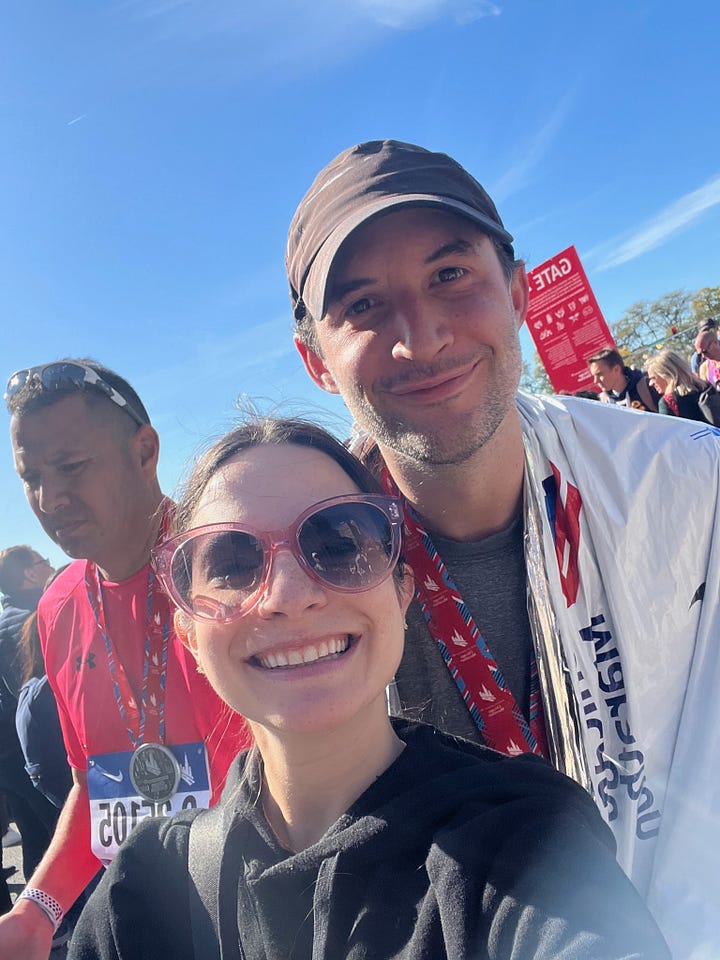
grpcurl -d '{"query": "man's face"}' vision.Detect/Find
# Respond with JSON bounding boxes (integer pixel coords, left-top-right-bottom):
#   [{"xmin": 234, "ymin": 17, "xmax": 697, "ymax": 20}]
[
  {"xmin": 696, "ymin": 333, "xmax": 720, "ymax": 362},
  {"xmin": 589, "ymin": 360, "xmax": 625, "ymax": 393},
  {"xmin": 11, "ymin": 393, "xmax": 154, "ymax": 569},
  {"xmin": 295, "ymin": 208, "xmax": 526, "ymax": 467},
  {"xmin": 25, "ymin": 553, "xmax": 54, "ymax": 590}
]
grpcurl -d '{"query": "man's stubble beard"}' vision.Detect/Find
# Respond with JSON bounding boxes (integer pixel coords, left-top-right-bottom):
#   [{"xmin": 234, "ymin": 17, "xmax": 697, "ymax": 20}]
[{"xmin": 345, "ymin": 333, "xmax": 523, "ymax": 468}]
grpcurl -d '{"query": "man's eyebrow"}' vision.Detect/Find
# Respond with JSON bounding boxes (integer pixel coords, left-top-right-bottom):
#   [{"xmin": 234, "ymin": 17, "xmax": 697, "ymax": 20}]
[
  {"xmin": 40, "ymin": 448, "xmax": 89, "ymax": 467},
  {"xmin": 425, "ymin": 238, "xmax": 475, "ymax": 264},
  {"xmin": 327, "ymin": 276, "xmax": 376, "ymax": 304}
]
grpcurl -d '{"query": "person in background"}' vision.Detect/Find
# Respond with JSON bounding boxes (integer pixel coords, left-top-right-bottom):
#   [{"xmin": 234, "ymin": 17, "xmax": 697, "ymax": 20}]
[
  {"xmin": 68, "ymin": 416, "xmax": 669, "ymax": 960},
  {"xmin": 690, "ymin": 317, "xmax": 717, "ymax": 375},
  {"xmin": 16, "ymin": 606, "xmax": 73, "ymax": 810},
  {"xmin": 695, "ymin": 326, "xmax": 720, "ymax": 384},
  {"xmin": 2, "ymin": 359, "xmax": 249, "ymax": 960},
  {"xmin": 646, "ymin": 350, "xmax": 709, "ymax": 422},
  {"xmin": 0, "ymin": 548, "xmax": 59, "ymax": 886},
  {"xmin": 587, "ymin": 347, "xmax": 659, "ymax": 411},
  {"xmin": 16, "ymin": 606, "xmax": 88, "ymax": 948}
]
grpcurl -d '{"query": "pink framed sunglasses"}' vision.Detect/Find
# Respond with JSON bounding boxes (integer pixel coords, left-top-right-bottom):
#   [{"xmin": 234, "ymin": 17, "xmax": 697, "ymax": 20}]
[{"xmin": 152, "ymin": 494, "xmax": 403, "ymax": 623}]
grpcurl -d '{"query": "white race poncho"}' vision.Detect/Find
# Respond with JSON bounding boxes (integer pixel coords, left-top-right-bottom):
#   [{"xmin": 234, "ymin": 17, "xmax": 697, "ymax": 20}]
[{"xmin": 517, "ymin": 392, "xmax": 719, "ymax": 960}]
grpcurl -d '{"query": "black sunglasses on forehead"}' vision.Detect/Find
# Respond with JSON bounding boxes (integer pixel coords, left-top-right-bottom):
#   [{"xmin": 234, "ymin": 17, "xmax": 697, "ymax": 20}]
[{"xmin": 4, "ymin": 362, "xmax": 146, "ymax": 427}]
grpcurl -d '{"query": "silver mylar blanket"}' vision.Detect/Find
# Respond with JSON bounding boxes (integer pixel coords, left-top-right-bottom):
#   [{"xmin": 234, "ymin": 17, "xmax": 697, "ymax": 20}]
[{"xmin": 516, "ymin": 391, "xmax": 720, "ymax": 960}]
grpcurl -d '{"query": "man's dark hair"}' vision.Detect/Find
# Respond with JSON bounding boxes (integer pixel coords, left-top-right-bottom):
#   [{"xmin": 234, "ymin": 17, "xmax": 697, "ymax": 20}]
[
  {"xmin": 6, "ymin": 358, "xmax": 150, "ymax": 428},
  {"xmin": 0, "ymin": 545, "xmax": 35, "ymax": 597},
  {"xmin": 587, "ymin": 347, "xmax": 624, "ymax": 369}
]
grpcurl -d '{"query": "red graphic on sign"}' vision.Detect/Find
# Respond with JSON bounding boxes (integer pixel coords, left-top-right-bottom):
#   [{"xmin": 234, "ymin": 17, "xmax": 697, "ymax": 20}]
[
  {"xmin": 550, "ymin": 462, "xmax": 582, "ymax": 608},
  {"xmin": 526, "ymin": 245, "xmax": 616, "ymax": 394}
]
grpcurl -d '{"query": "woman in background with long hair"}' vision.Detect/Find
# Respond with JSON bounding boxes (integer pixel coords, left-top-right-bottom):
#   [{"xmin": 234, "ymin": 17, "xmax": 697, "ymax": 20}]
[{"xmin": 646, "ymin": 349, "xmax": 709, "ymax": 421}]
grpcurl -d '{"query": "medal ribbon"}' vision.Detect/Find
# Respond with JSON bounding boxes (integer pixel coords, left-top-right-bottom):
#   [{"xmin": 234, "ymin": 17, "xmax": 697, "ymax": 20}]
[
  {"xmin": 84, "ymin": 501, "xmax": 172, "ymax": 749},
  {"xmin": 383, "ymin": 468, "xmax": 547, "ymax": 757}
]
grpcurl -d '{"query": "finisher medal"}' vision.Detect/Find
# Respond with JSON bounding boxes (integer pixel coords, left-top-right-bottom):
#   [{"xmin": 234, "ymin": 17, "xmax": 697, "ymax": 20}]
[{"xmin": 129, "ymin": 742, "xmax": 181, "ymax": 803}]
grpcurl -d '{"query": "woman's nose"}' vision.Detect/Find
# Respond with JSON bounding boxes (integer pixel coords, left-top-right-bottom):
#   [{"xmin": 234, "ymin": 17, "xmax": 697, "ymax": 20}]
[{"xmin": 254, "ymin": 546, "xmax": 327, "ymax": 619}]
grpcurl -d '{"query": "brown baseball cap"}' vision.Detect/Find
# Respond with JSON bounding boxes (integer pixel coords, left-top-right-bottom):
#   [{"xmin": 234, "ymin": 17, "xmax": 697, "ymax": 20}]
[{"xmin": 286, "ymin": 139, "xmax": 514, "ymax": 324}]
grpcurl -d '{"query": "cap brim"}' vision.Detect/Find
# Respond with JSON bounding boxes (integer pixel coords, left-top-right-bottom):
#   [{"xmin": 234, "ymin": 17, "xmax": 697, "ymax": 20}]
[{"xmin": 304, "ymin": 193, "xmax": 514, "ymax": 322}]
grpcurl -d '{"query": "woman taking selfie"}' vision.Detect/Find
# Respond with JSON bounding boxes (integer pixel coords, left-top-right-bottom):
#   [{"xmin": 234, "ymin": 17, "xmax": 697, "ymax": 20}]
[{"xmin": 69, "ymin": 417, "xmax": 667, "ymax": 960}]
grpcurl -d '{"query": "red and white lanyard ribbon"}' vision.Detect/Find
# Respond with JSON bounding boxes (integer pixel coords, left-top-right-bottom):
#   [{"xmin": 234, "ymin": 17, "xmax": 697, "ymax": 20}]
[
  {"xmin": 383, "ymin": 468, "xmax": 547, "ymax": 757},
  {"xmin": 84, "ymin": 501, "xmax": 173, "ymax": 748}
]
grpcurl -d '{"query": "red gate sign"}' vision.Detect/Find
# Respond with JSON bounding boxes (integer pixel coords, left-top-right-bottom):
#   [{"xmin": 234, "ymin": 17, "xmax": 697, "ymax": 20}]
[{"xmin": 526, "ymin": 245, "xmax": 616, "ymax": 394}]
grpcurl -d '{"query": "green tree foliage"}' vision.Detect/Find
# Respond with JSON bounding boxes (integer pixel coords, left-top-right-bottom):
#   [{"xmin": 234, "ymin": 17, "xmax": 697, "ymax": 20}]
[
  {"xmin": 520, "ymin": 355, "xmax": 552, "ymax": 394},
  {"xmin": 691, "ymin": 286, "xmax": 720, "ymax": 324},
  {"xmin": 524, "ymin": 284, "xmax": 719, "ymax": 394},
  {"xmin": 616, "ymin": 290, "xmax": 692, "ymax": 363}
]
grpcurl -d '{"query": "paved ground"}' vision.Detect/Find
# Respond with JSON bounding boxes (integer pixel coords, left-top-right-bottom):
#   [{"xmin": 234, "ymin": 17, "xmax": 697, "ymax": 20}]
[
  {"xmin": 3, "ymin": 825, "xmax": 25, "ymax": 897},
  {"xmin": 3, "ymin": 826, "xmax": 69, "ymax": 957}
]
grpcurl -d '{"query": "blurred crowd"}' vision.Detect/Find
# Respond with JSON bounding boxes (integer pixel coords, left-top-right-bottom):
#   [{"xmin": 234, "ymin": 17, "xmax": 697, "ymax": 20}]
[{"xmin": 564, "ymin": 316, "xmax": 720, "ymax": 426}]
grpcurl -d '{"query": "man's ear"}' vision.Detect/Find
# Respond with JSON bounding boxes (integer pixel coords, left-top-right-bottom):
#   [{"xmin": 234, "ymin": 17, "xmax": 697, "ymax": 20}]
[
  {"xmin": 294, "ymin": 335, "xmax": 340, "ymax": 395},
  {"xmin": 174, "ymin": 609, "xmax": 198, "ymax": 659},
  {"xmin": 510, "ymin": 262, "xmax": 529, "ymax": 331},
  {"xmin": 131, "ymin": 424, "xmax": 161, "ymax": 476}
]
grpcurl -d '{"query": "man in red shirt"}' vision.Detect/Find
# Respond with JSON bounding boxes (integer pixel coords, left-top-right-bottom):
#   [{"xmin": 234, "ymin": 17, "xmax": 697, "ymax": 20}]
[{"xmin": 2, "ymin": 359, "xmax": 248, "ymax": 960}]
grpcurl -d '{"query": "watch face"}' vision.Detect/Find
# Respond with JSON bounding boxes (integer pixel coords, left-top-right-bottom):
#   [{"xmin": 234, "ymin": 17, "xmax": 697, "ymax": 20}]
[{"xmin": 128, "ymin": 742, "xmax": 181, "ymax": 803}]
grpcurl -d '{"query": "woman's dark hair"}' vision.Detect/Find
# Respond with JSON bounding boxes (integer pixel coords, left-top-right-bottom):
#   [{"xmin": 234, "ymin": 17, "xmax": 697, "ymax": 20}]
[
  {"xmin": 17, "ymin": 564, "xmax": 71, "ymax": 685},
  {"xmin": 172, "ymin": 416, "xmax": 406, "ymax": 584},
  {"xmin": 18, "ymin": 612, "xmax": 42, "ymax": 685}
]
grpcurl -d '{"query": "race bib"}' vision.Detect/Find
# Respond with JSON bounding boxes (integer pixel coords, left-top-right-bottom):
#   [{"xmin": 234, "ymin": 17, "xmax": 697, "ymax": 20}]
[{"xmin": 87, "ymin": 741, "xmax": 210, "ymax": 864}]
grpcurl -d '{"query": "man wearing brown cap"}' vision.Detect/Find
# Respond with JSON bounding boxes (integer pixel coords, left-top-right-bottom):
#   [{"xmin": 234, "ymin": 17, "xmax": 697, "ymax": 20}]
[{"xmin": 287, "ymin": 140, "xmax": 720, "ymax": 957}]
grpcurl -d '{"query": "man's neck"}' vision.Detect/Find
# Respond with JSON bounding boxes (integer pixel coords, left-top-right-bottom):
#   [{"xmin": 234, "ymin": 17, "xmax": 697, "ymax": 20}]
[
  {"xmin": 379, "ymin": 411, "xmax": 525, "ymax": 542},
  {"xmin": 95, "ymin": 490, "xmax": 167, "ymax": 582},
  {"xmin": 612, "ymin": 371, "xmax": 630, "ymax": 396}
]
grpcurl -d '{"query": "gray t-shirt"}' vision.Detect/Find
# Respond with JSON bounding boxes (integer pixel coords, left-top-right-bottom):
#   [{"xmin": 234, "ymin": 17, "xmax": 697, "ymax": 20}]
[{"xmin": 393, "ymin": 512, "xmax": 533, "ymax": 747}]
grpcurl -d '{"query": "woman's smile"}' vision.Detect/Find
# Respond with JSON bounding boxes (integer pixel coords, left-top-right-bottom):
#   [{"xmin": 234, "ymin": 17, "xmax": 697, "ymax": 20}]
[{"xmin": 249, "ymin": 633, "xmax": 354, "ymax": 671}]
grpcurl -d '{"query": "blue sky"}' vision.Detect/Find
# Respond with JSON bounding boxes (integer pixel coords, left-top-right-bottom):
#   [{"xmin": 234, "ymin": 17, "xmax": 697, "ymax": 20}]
[{"xmin": 2, "ymin": 0, "xmax": 719, "ymax": 567}]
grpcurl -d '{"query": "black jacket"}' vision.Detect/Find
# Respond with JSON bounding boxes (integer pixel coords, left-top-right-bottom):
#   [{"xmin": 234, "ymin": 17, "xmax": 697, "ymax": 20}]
[
  {"xmin": 658, "ymin": 389, "xmax": 708, "ymax": 422},
  {"xmin": 68, "ymin": 721, "xmax": 668, "ymax": 960},
  {"xmin": 603, "ymin": 368, "xmax": 659, "ymax": 412}
]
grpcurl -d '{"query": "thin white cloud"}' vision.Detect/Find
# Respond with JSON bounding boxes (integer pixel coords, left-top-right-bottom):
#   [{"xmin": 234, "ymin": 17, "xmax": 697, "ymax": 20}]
[
  {"xmin": 116, "ymin": 0, "xmax": 194, "ymax": 17},
  {"xmin": 491, "ymin": 91, "xmax": 574, "ymax": 204},
  {"xmin": 139, "ymin": 314, "xmax": 298, "ymax": 415},
  {"xmin": 66, "ymin": 114, "xmax": 87, "ymax": 126},
  {"xmin": 357, "ymin": 0, "xmax": 500, "ymax": 29},
  {"xmin": 587, "ymin": 174, "xmax": 720, "ymax": 271},
  {"xmin": 115, "ymin": 0, "xmax": 501, "ymax": 69}
]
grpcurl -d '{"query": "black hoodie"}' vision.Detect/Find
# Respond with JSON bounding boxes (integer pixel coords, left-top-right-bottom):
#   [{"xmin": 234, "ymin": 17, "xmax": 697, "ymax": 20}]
[{"xmin": 69, "ymin": 721, "xmax": 669, "ymax": 960}]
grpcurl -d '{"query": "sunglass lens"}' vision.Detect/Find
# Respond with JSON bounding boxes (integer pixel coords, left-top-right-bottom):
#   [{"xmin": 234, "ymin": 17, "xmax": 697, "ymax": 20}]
[
  {"xmin": 5, "ymin": 370, "xmax": 30, "ymax": 401},
  {"xmin": 172, "ymin": 530, "xmax": 265, "ymax": 620},
  {"xmin": 298, "ymin": 503, "xmax": 394, "ymax": 590},
  {"xmin": 40, "ymin": 363, "xmax": 85, "ymax": 389}
]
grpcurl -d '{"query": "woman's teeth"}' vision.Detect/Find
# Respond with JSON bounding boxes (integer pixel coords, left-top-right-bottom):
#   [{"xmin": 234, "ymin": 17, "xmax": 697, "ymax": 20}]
[{"xmin": 257, "ymin": 636, "xmax": 350, "ymax": 670}]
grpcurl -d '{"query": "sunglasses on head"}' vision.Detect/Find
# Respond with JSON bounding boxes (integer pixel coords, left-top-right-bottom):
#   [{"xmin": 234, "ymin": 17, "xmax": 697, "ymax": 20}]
[
  {"xmin": 152, "ymin": 494, "xmax": 404, "ymax": 623},
  {"xmin": 4, "ymin": 362, "xmax": 146, "ymax": 427}
]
